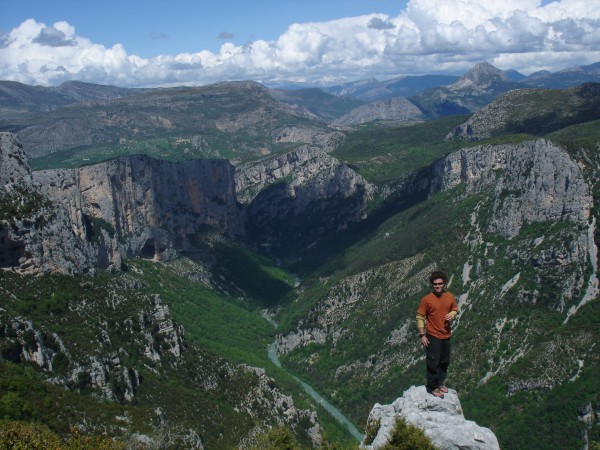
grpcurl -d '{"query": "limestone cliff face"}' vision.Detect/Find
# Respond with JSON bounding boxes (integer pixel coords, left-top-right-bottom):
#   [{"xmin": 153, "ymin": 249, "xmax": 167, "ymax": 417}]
[
  {"xmin": 34, "ymin": 155, "xmax": 242, "ymax": 261},
  {"xmin": 0, "ymin": 133, "xmax": 31, "ymax": 184},
  {"xmin": 0, "ymin": 132, "xmax": 97, "ymax": 274},
  {"xmin": 380, "ymin": 138, "xmax": 591, "ymax": 243},
  {"xmin": 1, "ymin": 132, "xmax": 242, "ymax": 275},
  {"xmin": 428, "ymin": 139, "xmax": 591, "ymax": 237},
  {"xmin": 236, "ymin": 145, "xmax": 343, "ymax": 204},
  {"xmin": 240, "ymin": 144, "xmax": 375, "ymax": 251}
]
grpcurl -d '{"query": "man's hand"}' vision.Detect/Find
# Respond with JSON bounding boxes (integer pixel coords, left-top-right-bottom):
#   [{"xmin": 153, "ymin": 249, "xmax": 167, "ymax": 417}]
[
  {"xmin": 420, "ymin": 335, "xmax": 429, "ymax": 348},
  {"xmin": 445, "ymin": 313, "xmax": 454, "ymax": 322}
]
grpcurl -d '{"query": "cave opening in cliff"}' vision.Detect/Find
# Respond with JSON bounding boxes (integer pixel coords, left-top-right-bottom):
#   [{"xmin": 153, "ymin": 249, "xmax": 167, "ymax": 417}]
[
  {"xmin": 0, "ymin": 229, "xmax": 26, "ymax": 268},
  {"xmin": 140, "ymin": 239, "xmax": 157, "ymax": 260}
]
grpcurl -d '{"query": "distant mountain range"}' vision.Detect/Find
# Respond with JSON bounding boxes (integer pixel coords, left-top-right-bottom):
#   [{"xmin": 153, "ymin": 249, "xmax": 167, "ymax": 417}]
[
  {"xmin": 322, "ymin": 61, "xmax": 600, "ymax": 101},
  {"xmin": 1, "ymin": 61, "xmax": 600, "ymax": 166},
  {"xmin": 0, "ymin": 80, "xmax": 145, "ymax": 112},
  {"xmin": 322, "ymin": 74, "xmax": 459, "ymax": 102},
  {"xmin": 2, "ymin": 61, "xmax": 599, "ymax": 114}
]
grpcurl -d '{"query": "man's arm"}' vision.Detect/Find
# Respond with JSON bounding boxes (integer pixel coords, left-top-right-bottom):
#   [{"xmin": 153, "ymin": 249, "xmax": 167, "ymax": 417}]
[
  {"xmin": 445, "ymin": 295, "xmax": 459, "ymax": 321},
  {"xmin": 416, "ymin": 312, "xmax": 429, "ymax": 347}
]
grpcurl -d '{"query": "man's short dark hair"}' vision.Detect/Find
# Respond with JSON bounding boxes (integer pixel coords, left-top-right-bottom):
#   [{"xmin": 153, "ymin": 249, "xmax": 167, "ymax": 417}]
[{"xmin": 429, "ymin": 271, "xmax": 448, "ymax": 284}]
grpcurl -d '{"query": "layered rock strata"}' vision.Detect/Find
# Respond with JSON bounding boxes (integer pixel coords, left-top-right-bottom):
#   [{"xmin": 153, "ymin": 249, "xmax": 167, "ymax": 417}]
[{"xmin": 0, "ymin": 132, "xmax": 242, "ymax": 275}]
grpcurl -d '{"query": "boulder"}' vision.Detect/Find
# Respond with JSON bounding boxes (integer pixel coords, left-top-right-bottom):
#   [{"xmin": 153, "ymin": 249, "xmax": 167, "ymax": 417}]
[{"xmin": 362, "ymin": 385, "xmax": 499, "ymax": 450}]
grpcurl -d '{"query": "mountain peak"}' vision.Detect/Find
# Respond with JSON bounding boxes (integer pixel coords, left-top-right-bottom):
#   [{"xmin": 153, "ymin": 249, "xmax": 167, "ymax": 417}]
[
  {"xmin": 464, "ymin": 62, "xmax": 509, "ymax": 84},
  {"xmin": 446, "ymin": 62, "xmax": 511, "ymax": 93}
]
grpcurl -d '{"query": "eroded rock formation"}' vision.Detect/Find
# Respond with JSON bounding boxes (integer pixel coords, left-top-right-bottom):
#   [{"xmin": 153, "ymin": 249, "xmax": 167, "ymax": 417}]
[
  {"xmin": 362, "ymin": 386, "xmax": 499, "ymax": 450},
  {"xmin": 0, "ymin": 132, "xmax": 243, "ymax": 275}
]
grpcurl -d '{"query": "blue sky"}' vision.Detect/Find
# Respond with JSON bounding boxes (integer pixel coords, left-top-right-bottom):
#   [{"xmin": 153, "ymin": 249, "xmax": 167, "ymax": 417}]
[
  {"xmin": 0, "ymin": 0, "xmax": 598, "ymax": 88},
  {"xmin": 1, "ymin": 1, "xmax": 406, "ymax": 57}
]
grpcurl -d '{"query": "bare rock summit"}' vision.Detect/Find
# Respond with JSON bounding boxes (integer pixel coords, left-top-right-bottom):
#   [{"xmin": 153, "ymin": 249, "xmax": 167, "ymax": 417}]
[{"xmin": 362, "ymin": 385, "xmax": 499, "ymax": 450}]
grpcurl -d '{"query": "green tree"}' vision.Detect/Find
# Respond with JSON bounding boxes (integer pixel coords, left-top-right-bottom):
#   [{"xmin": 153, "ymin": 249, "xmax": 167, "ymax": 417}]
[
  {"xmin": 381, "ymin": 417, "xmax": 437, "ymax": 450},
  {"xmin": 0, "ymin": 393, "xmax": 29, "ymax": 421},
  {"xmin": 252, "ymin": 426, "xmax": 302, "ymax": 450}
]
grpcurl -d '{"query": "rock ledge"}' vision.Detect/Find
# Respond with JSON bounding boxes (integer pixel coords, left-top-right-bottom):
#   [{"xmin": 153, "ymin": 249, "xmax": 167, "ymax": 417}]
[{"xmin": 362, "ymin": 385, "xmax": 499, "ymax": 450}]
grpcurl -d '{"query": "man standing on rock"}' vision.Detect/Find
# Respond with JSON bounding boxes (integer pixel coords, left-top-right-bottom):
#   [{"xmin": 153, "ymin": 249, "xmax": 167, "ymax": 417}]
[{"xmin": 416, "ymin": 271, "xmax": 459, "ymax": 399}]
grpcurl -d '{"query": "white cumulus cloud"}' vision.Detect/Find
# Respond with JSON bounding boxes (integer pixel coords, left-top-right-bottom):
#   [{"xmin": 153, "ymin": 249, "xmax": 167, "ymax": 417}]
[{"xmin": 1, "ymin": 0, "xmax": 599, "ymax": 87}]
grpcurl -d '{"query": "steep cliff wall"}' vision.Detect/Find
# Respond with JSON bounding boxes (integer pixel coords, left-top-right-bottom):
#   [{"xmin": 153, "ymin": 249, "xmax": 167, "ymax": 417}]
[
  {"xmin": 240, "ymin": 144, "xmax": 375, "ymax": 254},
  {"xmin": 34, "ymin": 154, "xmax": 242, "ymax": 260},
  {"xmin": 236, "ymin": 145, "xmax": 341, "ymax": 204},
  {"xmin": 0, "ymin": 132, "xmax": 242, "ymax": 275},
  {"xmin": 0, "ymin": 132, "xmax": 97, "ymax": 274},
  {"xmin": 429, "ymin": 139, "xmax": 590, "ymax": 237}
]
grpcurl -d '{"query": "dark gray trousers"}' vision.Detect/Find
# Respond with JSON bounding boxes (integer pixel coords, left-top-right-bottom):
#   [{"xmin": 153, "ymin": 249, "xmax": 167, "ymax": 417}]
[{"xmin": 426, "ymin": 334, "xmax": 451, "ymax": 392}]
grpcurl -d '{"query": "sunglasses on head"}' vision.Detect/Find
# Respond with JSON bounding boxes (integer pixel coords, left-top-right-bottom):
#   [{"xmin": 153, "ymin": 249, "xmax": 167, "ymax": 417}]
[{"xmin": 432, "ymin": 282, "xmax": 445, "ymax": 286}]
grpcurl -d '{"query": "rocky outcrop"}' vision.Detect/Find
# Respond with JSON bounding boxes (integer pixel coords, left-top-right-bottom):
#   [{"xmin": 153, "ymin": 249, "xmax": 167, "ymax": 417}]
[
  {"xmin": 0, "ymin": 132, "xmax": 98, "ymax": 274},
  {"xmin": 429, "ymin": 139, "xmax": 591, "ymax": 238},
  {"xmin": 239, "ymin": 366, "xmax": 322, "ymax": 447},
  {"xmin": 385, "ymin": 138, "xmax": 590, "ymax": 239},
  {"xmin": 362, "ymin": 386, "xmax": 499, "ymax": 450},
  {"xmin": 446, "ymin": 83, "xmax": 600, "ymax": 141},
  {"xmin": 0, "ymin": 132, "xmax": 243, "ymax": 275},
  {"xmin": 333, "ymin": 97, "xmax": 425, "ymax": 126},
  {"xmin": 240, "ymin": 143, "xmax": 375, "ymax": 252},
  {"xmin": 236, "ymin": 144, "xmax": 347, "ymax": 203}
]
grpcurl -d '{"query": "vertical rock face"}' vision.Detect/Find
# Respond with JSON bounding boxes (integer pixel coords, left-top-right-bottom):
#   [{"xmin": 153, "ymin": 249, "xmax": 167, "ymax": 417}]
[
  {"xmin": 34, "ymin": 154, "xmax": 243, "ymax": 262},
  {"xmin": 0, "ymin": 133, "xmax": 31, "ymax": 185},
  {"xmin": 0, "ymin": 132, "xmax": 243, "ymax": 275},
  {"xmin": 239, "ymin": 144, "xmax": 375, "ymax": 252},
  {"xmin": 0, "ymin": 132, "xmax": 98, "ymax": 274},
  {"xmin": 429, "ymin": 139, "xmax": 591, "ymax": 238},
  {"xmin": 389, "ymin": 138, "xmax": 590, "ymax": 240},
  {"xmin": 362, "ymin": 386, "xmax": 500, "ymax": 450}
]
